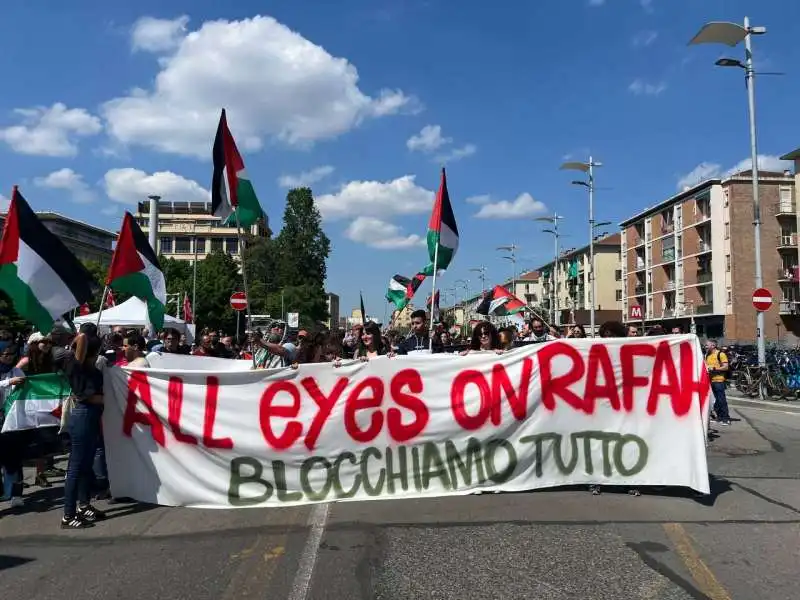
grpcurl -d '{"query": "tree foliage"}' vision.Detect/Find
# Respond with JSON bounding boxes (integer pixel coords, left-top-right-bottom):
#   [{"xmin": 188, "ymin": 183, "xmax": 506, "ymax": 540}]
[{"xmin": 194, "ymin": 250, "xmax": 243, "ymax": 334}]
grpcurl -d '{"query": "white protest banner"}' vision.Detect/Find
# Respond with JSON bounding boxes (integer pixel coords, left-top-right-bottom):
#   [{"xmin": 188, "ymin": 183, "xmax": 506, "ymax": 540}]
[{"xmin": 103, "ymin": 335, "xmax": 713, "ymax": 508}]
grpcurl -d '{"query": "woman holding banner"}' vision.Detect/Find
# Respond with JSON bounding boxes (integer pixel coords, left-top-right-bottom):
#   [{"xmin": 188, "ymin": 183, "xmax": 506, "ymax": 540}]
[{"xmin": 460, "ymin": 322, "xmax": 504, "ymax": 356}]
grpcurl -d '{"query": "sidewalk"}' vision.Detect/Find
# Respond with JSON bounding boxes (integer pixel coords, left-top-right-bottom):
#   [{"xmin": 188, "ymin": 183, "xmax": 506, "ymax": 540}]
[{"xmin": 726, "ymin": 391, "xmax": 800, "ymax": 413}]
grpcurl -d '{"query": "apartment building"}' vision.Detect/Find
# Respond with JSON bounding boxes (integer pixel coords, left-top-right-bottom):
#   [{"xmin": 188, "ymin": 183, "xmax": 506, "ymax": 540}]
[
  {"xmin": 442, "ymin": 270, "xmax": 541, "ymax": 327},
  {"xmin": 134, "ymin": 199, "xmax": 270, "ymax": 262},
  {"xmin": 534, "ymin": 233, "xmax": 623, "ymax": 329},
  {"xmin": 326, "ymin": 293, "xmax": 340, "ymax": 330},
  {"xmin": 0, "ymin": 211, "xmax": 115, "ymax": 264},
  {"xmin": 620, "ymin": 166, "xmax": 796, "ymax": 341}
]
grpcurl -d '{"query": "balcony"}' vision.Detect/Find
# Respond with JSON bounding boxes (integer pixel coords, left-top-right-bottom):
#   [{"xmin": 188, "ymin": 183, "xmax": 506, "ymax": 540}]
[
  {"xmin": 697, "ymin": 271, "xmax": 713, "ymax": 284},
  {"xmin": 777, "ymin": 233, "xmax": 798, "ymax": 248},
  {"xmin": 695, "ymin": 304, "xmax": 714, "ymax": 315},
  {"xmin": 774, "ymin": 201, "xmax": 797, "ymax": 217},
  {"xmin": 634, "ymin": 283, "xmax": 646, "ymax": 295},
  {"xmin": 663, "ymin": 308, "xmax": 675, "ymax": 318},
  {"xmin": 664, "ymin": 280, "xmax": 676, "ymax": 291},
  {"xmin": 696, "ymin": 240, "xmax": 712, "ymax": 254},
  {"xmin": 780, "ymin": 300, "xmax": 800, "ymax": 315},
  {"xmin": 632, "ymin": 260, "xmax": 646, "ymax": 272},
  {"xmin": 694, "ymin": 210, "xmax": 711, "ymax": 223},
  {"xmin": 660, "ymin": 223, "xmax": 675, "ymax": 235},
  {"xmin": 777, "ymin": 267, "xmax": 799, "ymax": 282}
]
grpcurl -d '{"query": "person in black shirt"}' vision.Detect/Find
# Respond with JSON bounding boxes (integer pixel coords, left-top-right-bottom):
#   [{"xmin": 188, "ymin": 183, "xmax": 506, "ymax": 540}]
[
  {"xmin": 396, "ymin": 310, "xmax": 442, "ymax": 354},
  {"xmin": 57, "ymin": 325, "xmax": 106, "ymax": 530}
]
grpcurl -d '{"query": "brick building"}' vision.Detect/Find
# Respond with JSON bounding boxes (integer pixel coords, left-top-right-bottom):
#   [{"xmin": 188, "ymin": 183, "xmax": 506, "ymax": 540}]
[{"xmin": 620, "ymin": 167, "xmax": 796, "ymax": 341}]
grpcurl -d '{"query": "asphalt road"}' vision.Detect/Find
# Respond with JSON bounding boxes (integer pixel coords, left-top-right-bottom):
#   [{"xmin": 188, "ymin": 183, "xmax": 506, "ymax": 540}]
[{"xmin": 1, "ymin": 398, "xmax": 798, "ymax": 600}]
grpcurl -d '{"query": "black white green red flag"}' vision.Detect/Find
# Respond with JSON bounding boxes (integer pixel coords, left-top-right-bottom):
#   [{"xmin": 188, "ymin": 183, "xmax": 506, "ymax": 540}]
[
  {"xmin": 106, "ymin": 212, "xmax": 167, "ymax": 329},
  {"xmin": 476, "ymin": 285, "xmax": 526, "ymax": 316},
  {"xmin": 211, "ymin": 109, "xmax": 263, "ymax": 228},
  {"xmin": 0, "ymin": 187, "xmax": 95, "ymax": 332},
  {"xmin": 386, "ymin": 272, "xmax": 426, "ymax": 310},
  {"xmin": 422, "ymin": 168, "xmax": 459, "ymax": 276},
  {"xmin": 1, "ymin": 373, "xmax": 70, "ymax": 433}
]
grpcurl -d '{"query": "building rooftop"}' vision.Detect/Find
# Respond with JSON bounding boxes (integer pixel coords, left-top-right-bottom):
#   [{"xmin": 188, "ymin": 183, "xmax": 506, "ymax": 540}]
[
  {"xmin": 137, "ymin": 200, "xmax": 214, "ymax": 215},
  {"xmin": 0, "ymin": 210, "xmax": 116, "ymax": 239},
  {"xmin": 780, "ymin": 147, "xmax": 800, "ymax": 161},
  {"xmin": 534, "ymin": 233, "xmax": 621, "ymax": 271},
  {"xmin": 518, "ymin": 270, "xmax": 539, "ymax": 281}
]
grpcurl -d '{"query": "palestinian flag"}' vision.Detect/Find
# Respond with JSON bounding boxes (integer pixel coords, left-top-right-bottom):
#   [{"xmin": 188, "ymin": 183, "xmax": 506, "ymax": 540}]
[
  {"xmin": 211, "ymin": 108, "xmax": 263, "ymax": 228},
  {"xmin": 1, "ymin": 373, "xmax": 71, "ymax": 433},
  {"xmin": 386, "ymin": 272, "xmax": 426, "ymax": 310},
  {"xmin": 106, "ymin": 289, "xmax": 116, "ymax": 308},
  {"xmin": 426, "ymin": 290, "xmax": 440, "ymax": 322},
  {"xmin": 183, "ymin": 292, "xmax": 193, "ymax": 324},
  {"xmin": 360, "ymin": 292, "xmax": 367, "ymax": 324},
  {"xmin": 476, "ymin": 285, "xmax": 526, "ymax": 316},
  {"xmin": 422, "ymin": 168, "xmax": 459, "ymax": 276},
  {"xmin": 79, "ymin": 303, "xmax": 91, "ymax": 316},
  {"xmin": 0, "ymin": 187, "xmax": 95, "ymax": 332},
  {"xmin": 107, "ymin": 212, "xmax": 167, "ymax": 329}
]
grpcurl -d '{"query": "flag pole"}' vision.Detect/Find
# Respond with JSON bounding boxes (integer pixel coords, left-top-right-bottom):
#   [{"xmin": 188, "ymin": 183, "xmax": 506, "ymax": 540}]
[
  {"xmin": 428, "ymin": 241, "xmax": 440, "ymax": 351},
  {"xmin": 234, "ymin": 211, "xmax": 256, "ymax": 368},
  {"xmin": 95, "ymin": 286, "xmax": 109, "ymax": 328}
]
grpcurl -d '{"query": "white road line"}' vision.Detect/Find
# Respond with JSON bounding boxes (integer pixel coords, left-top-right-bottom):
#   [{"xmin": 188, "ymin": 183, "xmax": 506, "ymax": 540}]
[
  {"xmin": 734, "ymin": 406, "xmax": 800, "ymax": 416},
  {"xmin": 287, "ymin": 502, "xmax": 330, "ymax": 600}
]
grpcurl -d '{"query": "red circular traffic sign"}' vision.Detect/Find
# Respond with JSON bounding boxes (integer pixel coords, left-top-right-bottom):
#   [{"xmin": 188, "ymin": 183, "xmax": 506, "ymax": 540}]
[
  {"xmin": 752, "ymin": 288, "xmax": 773, "ymax": 312},
  {"xmin": 230, "ymin": 291, "xmax": 248, "ymax": 311}
]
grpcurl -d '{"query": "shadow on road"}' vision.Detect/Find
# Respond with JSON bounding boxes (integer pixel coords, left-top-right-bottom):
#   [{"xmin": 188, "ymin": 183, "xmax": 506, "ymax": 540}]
[{"xmin": 0, "ymin": 554, "xmax": 34, "ymax": 572}]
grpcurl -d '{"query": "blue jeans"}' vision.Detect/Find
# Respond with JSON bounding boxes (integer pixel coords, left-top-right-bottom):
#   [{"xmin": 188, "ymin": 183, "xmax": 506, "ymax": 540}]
[
  {"xmin": 711, "ymin": 381, "xmax": 730, "ymax": 423},
  {"xmin": 93, "ymin": 430, "xmax": 109, "ymax": 492},
  {"xmin": 63, "ymin": 403, "xmax": 102, "ymax": 518}
]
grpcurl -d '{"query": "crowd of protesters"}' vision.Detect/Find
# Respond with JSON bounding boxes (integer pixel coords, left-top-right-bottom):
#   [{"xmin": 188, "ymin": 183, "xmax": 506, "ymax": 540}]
[{"xmin": 0, "ymin": 310, "xmax": 729, "ymax": 530}]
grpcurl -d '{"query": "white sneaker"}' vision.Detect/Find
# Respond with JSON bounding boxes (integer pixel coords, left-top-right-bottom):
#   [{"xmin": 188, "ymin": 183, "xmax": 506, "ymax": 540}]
[{"xmin": 10, "ymin": 497, "xmax": 24, "ymax": 508}]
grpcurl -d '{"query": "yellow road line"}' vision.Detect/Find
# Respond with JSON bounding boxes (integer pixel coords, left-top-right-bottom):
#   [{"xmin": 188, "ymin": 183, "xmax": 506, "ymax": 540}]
[{"xmin": 662, "ymin": 523, "xmax": 732, "ymax": 600}]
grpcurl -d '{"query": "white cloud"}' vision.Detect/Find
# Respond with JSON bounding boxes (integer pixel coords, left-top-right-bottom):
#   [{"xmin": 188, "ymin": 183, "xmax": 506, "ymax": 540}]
[
  {"xmin": 103, "ymin": 168, "xmax": 210, "ymax": 205},
  {"xmin": 103, "ymin": 15, "xmax": 415, "ymax": 157},
  {"xmin": 277, "ymin": 165, "xmax": 335, "ymax": 188},
  {"xmin": 628, "ymin": 79, "xmax": 667, "ymax": 96},
  {"xmin": 473, "ymin": 193, "xmax": 547, "ymax": 219},
  {"xmin": 344, "ymin": 216, "xmax": 424, "ymax": 249},
  {"xmin": 465, "ymin": 194, "xmax": 491, "ymax": 205},
  {"xmin": 316, "ymin": 175, "xmax": 433, "ymax": 221},
  {"xmin": 676, "ymin": 154, "xmax": 792, "ymax": 190},
  {"xmin": 588, "ymin": 0, "xmax": 605, "ymax": 5},
  {"xmin": 0, "ymin": 193, "xmax": 8, "ymax": 212},
  {"xmin": 131, "ymin": 15, "xmax": 189, "ymax": 53},
  {"xmin": 407, "ymin": 125, "xmax": 451, "ymax": 152},
  {"xmin": 435, "ymin": 143, "xmax": 477, "ymax": 163},
  {"xmin": 632, "ymin": 30, "xmax": 658, "ymax": 47},
  {"xmin": 34, "ymin": 168, "xmax": 96, "ymax": 204},
  {"xmin": 0, "ymin": 103, "xmax": 102, "ymax": 157}
]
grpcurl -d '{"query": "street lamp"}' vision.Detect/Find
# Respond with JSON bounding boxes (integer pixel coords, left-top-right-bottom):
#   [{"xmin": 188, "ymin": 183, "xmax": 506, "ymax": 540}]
[
  {"xmin": 562, "ymin": 158, "xmax": 602, "ymax": 336},
  {"xmin": 455, "ymin": 279, "xmax": 470, "ymax": 331},
  {"xmin": 689, "ymin": 17, "xmax": 767, "ymax": 369},
  {"xmin": 496, "ymin": 244, "xmax": 518, "ymax": 292},
  {"xmin": 536, "ymin": 214, "xmax": 564, "ymax": 325},
  {"xmin": 469, "ymin": 266, "xmax": 487, "ymax": 294}
]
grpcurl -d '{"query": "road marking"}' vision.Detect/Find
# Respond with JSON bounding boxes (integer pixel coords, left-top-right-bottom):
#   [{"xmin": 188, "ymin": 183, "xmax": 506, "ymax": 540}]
[
  {"xmin": 733, "ymin": 406, "xmax": 800, "ymax": 416},
  {"xmin": 662, "ymin": 523, "xmax": 731, "ymax": 600},
  {"xmin": 288, "ymin": 502, "xmax": 330, "ymax": 600}
]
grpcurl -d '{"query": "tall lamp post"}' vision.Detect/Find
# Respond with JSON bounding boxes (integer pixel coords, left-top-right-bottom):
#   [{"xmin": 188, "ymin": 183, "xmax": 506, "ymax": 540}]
[
  {"xmin": 455, "ymin": 278, "xmax": 470, "ymax": 332},
  {"xmin": 469, "ymin": 266, "xmax": 487, "ymax": 294},
  {"xmin": 689, "ymin": 17, "xmax": 767, "ymax": 369},
  {"xmin": 536, "ymin": 214, "xmax": 564, "ymax": 325},
  {"xmin": 497, "ymin": 245, "xmax": 518, "ymax": 293},
  {"xmin": 561, "ymin": 158, "xmax": 602, "ymax": 336}
]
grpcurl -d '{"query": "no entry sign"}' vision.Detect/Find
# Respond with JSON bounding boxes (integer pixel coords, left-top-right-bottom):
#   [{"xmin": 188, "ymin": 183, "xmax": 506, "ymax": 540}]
[
  {"xmin": 752, "ymin": 288, "xmax": 773, "ymax": 312},
  {"xmin": 230, "ymin": 291, "xmax": 248, "ymax": 311}
]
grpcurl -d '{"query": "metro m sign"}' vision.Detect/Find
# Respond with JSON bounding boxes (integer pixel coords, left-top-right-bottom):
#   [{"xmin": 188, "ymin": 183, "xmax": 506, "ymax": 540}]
[{"xmin": 629, "ymin": 305, "xmax": 643, "ymax": 320}]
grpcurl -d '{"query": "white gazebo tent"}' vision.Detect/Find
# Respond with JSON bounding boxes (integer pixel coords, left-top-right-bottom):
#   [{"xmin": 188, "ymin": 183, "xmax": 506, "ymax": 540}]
[{"xmin": 73, "ymin": 296, "xmax": 191, "ymax": 337}]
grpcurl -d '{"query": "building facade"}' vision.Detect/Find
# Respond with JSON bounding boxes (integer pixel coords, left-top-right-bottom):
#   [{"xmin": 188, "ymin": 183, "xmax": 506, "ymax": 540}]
[
  {"xmin": 326, "ymin": 293, "xmax": 340, "ymax": 330},
  {"xmin": 620, "ymin": 168, "xmax": 796, "ymax": 341},
  {"xmin": 0, "ymin": 211, "xmax": 115, "ymax": 264},
  {"xmin": 134, "ymin": 199, "xmax": 270, "ymax": 262},
  {"xmin": 533, "ymin": 233, "xmax": 623, "ymax": 330}
]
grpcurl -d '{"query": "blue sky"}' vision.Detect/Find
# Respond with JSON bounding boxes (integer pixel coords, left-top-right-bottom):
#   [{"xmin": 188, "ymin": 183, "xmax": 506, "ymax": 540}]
[{"xmin": 1, "ymin": 0, "xmax": 799, "ymax": 321}]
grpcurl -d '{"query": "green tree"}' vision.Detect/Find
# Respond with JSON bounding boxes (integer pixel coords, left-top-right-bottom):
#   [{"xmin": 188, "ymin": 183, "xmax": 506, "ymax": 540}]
[
  {"xmin": 0, "ymin": 292, "xmax": 27, "ymax": 332},
  {"xmin": 241, "ymin": 234, "xmax": 278, "ymax": 315},
  {"xmin": 194, "ymin": 250, "xmax": 242, "ymax": 333},
  {"xmin": 274, "ymin": 187, "xmax": 330, "ymax": 324}
]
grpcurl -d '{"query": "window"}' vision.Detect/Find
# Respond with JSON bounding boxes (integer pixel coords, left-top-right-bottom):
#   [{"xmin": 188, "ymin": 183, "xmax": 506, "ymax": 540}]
[
  {"xmin": 195, "ymin": 237, "xmax": 206, "ymax": 254},
  {"xmin": 727, "ymin": 288, "xmax": 732, "ymax": 305},
  {"xmin": 723, "ymin": 188, "xmax": 729, "ymax": 207},
  {"xmin": 211, "ymin": 238, "xmax": 224, "ymax": 252},
  {"xmin": 175, "ymin": 237, "xmax": 191, "ymax": 254},
  {"xmin": 726, "ymin": 254, "xmax": 731, "ymax": 272},
  {"xmin": 226, "ymin": 237, "xmax": 239, "ymax": 254},
  {"xmin": 724, "ymin": 222, "xmax": 730, "ymax": 239},
  {"xmin": 159, "ymin": 237, "xmax": 173, "ymax": 254},
  {"xmin": 615, "ymin": 290, "xmax": 623, "ymax": 301},
  {"xmin": 615, "ymin": 269, "xmax": 622, "ymax": 281}
]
